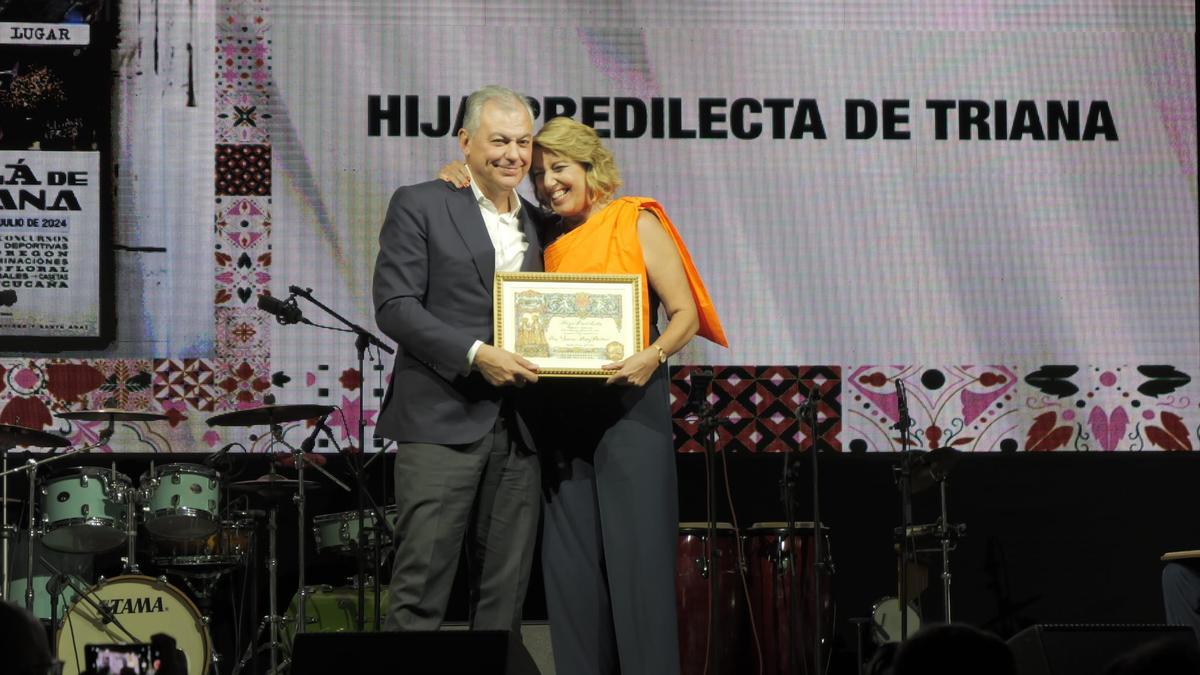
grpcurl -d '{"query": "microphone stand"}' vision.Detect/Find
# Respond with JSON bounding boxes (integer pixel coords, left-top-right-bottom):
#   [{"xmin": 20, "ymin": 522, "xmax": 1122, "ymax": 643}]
[
  {"xmin": 687, "ymin": 368, "xmax": 722, "ymax": 674},
  {"xmin": 287, "ymin": 285, "xmax": 394, "ymax": 631},
  {"xmin": 781, "ymin": 415, "xmax": 801, "ymax": 675},
  {"xmin": 40, "ymin": 555, "xmax": 140, "ymax": 643},
  {"xmin": 787, "ymin": 390, "xmax": 826, "ymax": 675},
  {"xmin": 893, "ymin": 379, "xmax": 914, "ymax": 642}
]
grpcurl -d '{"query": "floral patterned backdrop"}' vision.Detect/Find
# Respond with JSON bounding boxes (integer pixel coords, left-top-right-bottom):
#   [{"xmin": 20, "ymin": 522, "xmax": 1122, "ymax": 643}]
[{"xmin": 1, "ymin": 0, "xmax": 1196, "ymax": 455}]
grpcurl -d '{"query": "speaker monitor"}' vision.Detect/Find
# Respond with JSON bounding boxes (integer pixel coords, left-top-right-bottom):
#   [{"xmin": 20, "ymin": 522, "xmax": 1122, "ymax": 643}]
[
  {"xmin": 290, "ymin": 630, "xmax": 541, "ymax": 675},
  {"xmin": 1008, "ymin": 623, "xmax": 1194, "ymax": 675}
]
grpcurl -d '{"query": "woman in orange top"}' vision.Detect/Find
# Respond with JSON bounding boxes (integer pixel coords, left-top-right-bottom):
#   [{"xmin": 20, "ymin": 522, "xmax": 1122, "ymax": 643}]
[{"xmin": 442, "ymin": 115, "xmax": 726, "ymax": 675}]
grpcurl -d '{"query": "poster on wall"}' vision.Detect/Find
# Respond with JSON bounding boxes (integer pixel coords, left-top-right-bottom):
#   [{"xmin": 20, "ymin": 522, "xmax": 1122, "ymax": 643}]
[{"xmin": 0, "ymin": 150, "xmax": 101, "ymax": 340}]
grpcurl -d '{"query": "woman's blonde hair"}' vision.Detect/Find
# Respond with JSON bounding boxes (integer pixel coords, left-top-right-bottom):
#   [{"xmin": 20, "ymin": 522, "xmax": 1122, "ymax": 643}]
[{"xmin": 533, "ymin": 116, "xmax": 622, "ymax": 205}]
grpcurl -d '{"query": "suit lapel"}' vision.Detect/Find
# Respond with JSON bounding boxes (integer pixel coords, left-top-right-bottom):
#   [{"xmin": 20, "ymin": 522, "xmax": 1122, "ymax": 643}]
[
  {"xmin": 519, "ymin": 199, "xmax": 545, "ymax": 272},
  {"xmin": 446, "ymin": 186, "xmax": 494, "ymax": 291}
]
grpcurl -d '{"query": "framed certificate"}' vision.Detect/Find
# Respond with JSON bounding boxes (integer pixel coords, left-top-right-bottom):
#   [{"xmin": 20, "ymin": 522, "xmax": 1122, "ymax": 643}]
[{"xmin": 494, "ymin": 272, "xmax": 644, "ymax": 378}]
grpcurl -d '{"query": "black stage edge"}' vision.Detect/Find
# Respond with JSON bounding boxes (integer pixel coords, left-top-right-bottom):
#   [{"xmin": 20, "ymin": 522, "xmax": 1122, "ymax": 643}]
[
  {"xmin": 291, "ymin": 630, "xmax": 539, "ymax": 675},
  {"xmin": 6, "ymin": 451, "xmax": 1198, "ymax": 674},
  {"xmin": 1007, "ymin": 624, "xmax": 1195, "ymax": 675}
]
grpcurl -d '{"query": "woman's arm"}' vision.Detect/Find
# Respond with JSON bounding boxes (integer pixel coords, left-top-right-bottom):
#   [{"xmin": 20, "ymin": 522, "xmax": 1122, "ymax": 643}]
[{"xmin": 603, "ymin": 209, "xmax": 700, "ymax": 386}]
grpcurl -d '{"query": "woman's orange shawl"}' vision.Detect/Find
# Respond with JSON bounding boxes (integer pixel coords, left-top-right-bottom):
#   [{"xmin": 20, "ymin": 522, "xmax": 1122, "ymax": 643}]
[{"xmin": 543, "ymin": 197, "xmax": 728, "ymax": 349}]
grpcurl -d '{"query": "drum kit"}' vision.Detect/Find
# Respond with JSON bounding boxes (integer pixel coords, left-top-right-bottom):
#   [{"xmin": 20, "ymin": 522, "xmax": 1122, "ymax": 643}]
[{"xmin": 0, "ymin": 402, "xmax": 394, "ymax": 675}]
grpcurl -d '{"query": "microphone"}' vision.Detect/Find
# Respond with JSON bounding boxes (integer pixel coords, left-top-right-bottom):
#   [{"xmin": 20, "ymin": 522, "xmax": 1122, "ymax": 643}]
[
  {"xmin": 203, "ymin": 442, "xmax": 240, "ymax": 467},
  {"xmin": 796, "ymin": 385, "xmax": 817, "ymax": 420},
  {"xmin": 893, "ymin": 378, "xmax": 910, "ymax": 431},
  {"xmin": 46, "ymin": 574, "xmax": 65, "ymax": 598},
  {"xmin": 257, "ymin": 293, "xmax": 304, "ymax": 324},
  {"xmin": 686, "ymin": 367, "xmax": 714, "ymax": 414},
  {"xmin": 300, "ymin": 418, "xmax": 325, "ymax": 453},
  {"xmin": 0, "ymin": 289, "xmax": 15, "ymax": 306}
]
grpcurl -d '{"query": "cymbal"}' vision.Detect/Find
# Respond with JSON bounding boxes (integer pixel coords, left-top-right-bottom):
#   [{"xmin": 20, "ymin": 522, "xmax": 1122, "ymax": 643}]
[
  {"xmin": 273, "ymin": 451, "xmax": 328, "ymax": 468},
  {"xmin": 230, "ymin": 474, "xmax": 321, "ymax": 497},
  {"xmin": 56, "ymin": 408, "xmax": 169, "ymax": 422},
  {"xmin": 909, "ymin": 447, "xmax": 964, "ymax": 494},
  {"xmin": 0, "ymin": 423, "xmax": 71, "ymax": 449},
  {"xmin": 206, "ymin": 404, "xmax": 334, "ymax": 427}
]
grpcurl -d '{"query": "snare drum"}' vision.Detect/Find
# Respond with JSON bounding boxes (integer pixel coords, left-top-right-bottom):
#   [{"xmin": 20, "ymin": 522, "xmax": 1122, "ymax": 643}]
[
  {"xmin": 150, "ymin": 513, "xmax": 255, "ymax": 570},
  {"xmin": 282, "ymin": 583, "xmax": 389, "ymax": 649},
  {"xmin": 55, "ymin": 574, "xmax": 212, "ymax": 675},
  {"xmin": 40, "ymin": 467, "xmax": 131, "ymax": 553},
  {"xmin": 140, "ymin": 463, "xmax": 220, "ymax": 539},
  {"xmin": 744, "ymin": 522, "xmax": 834, "ymax": 675},
  {"xmin": 313, "ymin": 506, "xmax": 398, "ymax": 554},
  {"xmin": 676, "ymin": 522, "xmax": 744, "ymax": 675}
]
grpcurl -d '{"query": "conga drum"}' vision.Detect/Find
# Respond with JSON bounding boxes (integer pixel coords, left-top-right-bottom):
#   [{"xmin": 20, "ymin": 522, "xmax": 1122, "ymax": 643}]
[
  {"xmin": 744, "ymin": 521, "xmax": 833, "ymax": 675},
  {"xmin": 677, "ymin": 522, "xmax": 744, "ymax": 675}
]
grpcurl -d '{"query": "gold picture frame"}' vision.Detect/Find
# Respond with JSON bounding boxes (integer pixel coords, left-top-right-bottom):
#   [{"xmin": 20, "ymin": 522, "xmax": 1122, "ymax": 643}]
[{"xmin": 494, "ymin": 272, "xmax": 644, "ymax": 378}]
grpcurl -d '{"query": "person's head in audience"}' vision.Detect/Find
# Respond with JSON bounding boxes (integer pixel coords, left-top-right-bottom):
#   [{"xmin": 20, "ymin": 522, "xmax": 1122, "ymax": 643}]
[
  {"xmin": 1102, "ymin": 635, "xmax": 1200, "ymax": 675},
  {"xmin": 866, "ymin": 641, "xmax": 899, "ymax": 675},
  {"xmin": 1, "ymin": 599, "xmax": 57, "ymax": 675},
  {"xmin": 891, "ymin": 623, "xmax": 1016, "ymax": 675}
]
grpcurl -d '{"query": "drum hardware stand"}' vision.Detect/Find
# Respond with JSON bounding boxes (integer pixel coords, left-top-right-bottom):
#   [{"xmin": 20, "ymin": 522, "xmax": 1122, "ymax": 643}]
[
  {"xmin": 313, "ymin": 416, "xmax": 392, "ymax": 631},
  {"xmin": 891, "ymin": 378, "xmax": 915, "ymax": 641},
  {"xmin": 39, "ymin": 554, "xmax": 141, "ymax": 643},
  {"xmin": 782, "ymin": 389, "xmax": 829, "ymax": 675},
  {"xmin": 1, "ymin": 428, "xmax": 113, "ymax": 613},
  {"xmin": 901, "ymin": 470, "xmax": 965, "ymax": 623},
  {"xmin": 289, "ymin": 416, "xmax": 351, "ymax": 622},
  {"xmin": 283, "ymin": 284, "xmax": 395, "ymax": 632},
  {"xmin": 231, "ymin": 493, "xmax": 285, "ymax": 675},
  {"xmin": 937, "ymin": 478, "xmax": 957, "ymax": 622},
  {"xmin": 849, "ymin": 617, "xmax": 872, "ymax": 675},
  {"xmin": 120, "ymin": 466, "xmax": 146, "ymax": 575}
]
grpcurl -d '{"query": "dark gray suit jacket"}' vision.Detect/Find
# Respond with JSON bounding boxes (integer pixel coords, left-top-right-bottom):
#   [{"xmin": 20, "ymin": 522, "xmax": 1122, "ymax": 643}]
[{"xmin": 372, "ymin": 180, "xmax": 544, "ymax": 446}]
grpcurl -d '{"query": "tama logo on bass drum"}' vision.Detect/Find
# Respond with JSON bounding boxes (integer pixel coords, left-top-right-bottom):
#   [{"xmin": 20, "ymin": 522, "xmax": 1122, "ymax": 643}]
[{"xmin": 104, "ymin": 596, "xmax": 167, "ymax": 614}]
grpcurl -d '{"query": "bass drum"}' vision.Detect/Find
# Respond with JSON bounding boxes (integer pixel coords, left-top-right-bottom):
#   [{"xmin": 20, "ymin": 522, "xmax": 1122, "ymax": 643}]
[{"xmin": 55, "ymin": 575, "xmax": 211, "ymax": 675}]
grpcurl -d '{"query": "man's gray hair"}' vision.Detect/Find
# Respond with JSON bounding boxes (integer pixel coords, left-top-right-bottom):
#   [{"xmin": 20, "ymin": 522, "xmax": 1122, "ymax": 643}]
[{"xmin": 462, "ymin": 85, "xmax": 535, "ymax": 134}]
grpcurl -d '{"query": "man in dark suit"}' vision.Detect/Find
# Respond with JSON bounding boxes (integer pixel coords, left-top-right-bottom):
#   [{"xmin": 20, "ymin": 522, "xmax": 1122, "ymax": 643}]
[{"xmin": 373, "ymin": 85, "xmax": 544, "ymax": 633}]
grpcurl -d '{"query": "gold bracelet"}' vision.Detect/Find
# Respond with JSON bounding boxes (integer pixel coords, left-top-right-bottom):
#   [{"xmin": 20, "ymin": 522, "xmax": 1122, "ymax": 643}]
[{"xmin": 653, "ymin": 343, "xmax": 667, "ymax": 364}]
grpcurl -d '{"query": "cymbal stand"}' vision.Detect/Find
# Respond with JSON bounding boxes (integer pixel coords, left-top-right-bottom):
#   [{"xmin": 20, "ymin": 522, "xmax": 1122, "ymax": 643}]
[
  {"xmin": 121, "ymin": 462, "xmax": 144, "ymax": 574},
  {"xmin": 892, "ymin": 379, "xmax": 915, "ymax": 641},
  {"xmin": 268, "ymin": 420, "xmax": 313, "ymax": 649},
  {"xmin": 929, "ymin": 474, "xmax": 965, "ymax": 623},
  {"xmin": 231, "ymin": 473, "xmax": 284, "ymax": 675},
  {"xmin": 1, "ymin": 440, "xmax": 12, "ymax": 600},
  {"xmin": 25, "ymin": 458, "xmax": 35, "ymax": 612},
  {"xmin": 0, "ymin": 423, "xmax": 114, "ymax": 612},
  {"xmin": 287, "ymin": 284, "xmax": 394, "ymax": 632}
]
